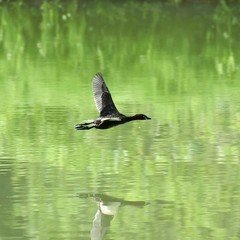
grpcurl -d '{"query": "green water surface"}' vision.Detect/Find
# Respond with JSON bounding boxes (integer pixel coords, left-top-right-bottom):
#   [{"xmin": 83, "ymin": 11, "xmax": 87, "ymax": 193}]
[{"xmin": 0, "ymin": 2, "xmax": 240, "ymax": 240}]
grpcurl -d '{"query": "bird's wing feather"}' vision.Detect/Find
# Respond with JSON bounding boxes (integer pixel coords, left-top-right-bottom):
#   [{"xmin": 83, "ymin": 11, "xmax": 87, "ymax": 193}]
[
  {"xmin": 92, "ymin": 73, "xmax": 119, "ymax": 116},
  {"xmin": 100, "ymin": 117, "xmax": 122, "ymax": 122}
]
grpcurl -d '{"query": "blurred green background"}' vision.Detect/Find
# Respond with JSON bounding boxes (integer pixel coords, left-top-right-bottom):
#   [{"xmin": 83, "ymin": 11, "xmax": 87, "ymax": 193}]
[{"xmin": 0, "ymin": 1, "xmax": 240, "ymax": 240}]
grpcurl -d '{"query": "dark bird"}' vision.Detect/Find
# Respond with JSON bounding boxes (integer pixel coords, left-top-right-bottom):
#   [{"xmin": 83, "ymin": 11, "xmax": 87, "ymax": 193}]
[{"xmin": 75, "ymin": 73, "xmax": 151, "ymax": 130}]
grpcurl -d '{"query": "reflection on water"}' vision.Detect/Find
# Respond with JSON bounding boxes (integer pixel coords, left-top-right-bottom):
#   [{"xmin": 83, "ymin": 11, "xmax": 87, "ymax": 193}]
[
  {"xmin": 0, "ymin": 1, "xmax": 240, "ymax": 240},
  {"xmin": 78, "ymin": 193, "xmax": 148, "ymax": 240}
]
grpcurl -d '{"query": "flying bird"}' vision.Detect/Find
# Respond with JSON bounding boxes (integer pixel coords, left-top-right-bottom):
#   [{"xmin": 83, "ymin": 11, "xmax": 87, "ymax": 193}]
[{"xmin": 75, "ymin": 73, "xmax": 151, "ymax": 130}]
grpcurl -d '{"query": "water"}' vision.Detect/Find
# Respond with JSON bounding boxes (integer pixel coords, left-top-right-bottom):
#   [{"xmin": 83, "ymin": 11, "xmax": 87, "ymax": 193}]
[{"xmin": 0, "ymin": 2, "xmax": 240, "ymax": 240}]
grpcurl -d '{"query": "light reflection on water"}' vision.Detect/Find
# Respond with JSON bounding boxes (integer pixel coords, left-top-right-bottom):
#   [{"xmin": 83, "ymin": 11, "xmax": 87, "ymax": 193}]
[{"xmin": 1, "ymin": 89, "xmax": 240, "ymax": 239}]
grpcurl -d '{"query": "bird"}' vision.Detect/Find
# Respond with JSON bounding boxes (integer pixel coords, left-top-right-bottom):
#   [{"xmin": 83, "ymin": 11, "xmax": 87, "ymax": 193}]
[{"xmin": 75, "ymin": 73, "xmax": 151, "ymax": 130}]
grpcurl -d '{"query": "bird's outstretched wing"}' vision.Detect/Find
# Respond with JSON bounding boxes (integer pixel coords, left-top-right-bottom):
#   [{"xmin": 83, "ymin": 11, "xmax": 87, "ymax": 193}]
[{"xmin": 92, "ymin": 73, "xmax": 119, "ymax": 117}]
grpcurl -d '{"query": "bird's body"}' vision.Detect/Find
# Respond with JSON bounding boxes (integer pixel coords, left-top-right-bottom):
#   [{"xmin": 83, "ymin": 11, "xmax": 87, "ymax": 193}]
[{"xmin": 75, "ymin": 73, "xmax": 150, "ymax": 130}]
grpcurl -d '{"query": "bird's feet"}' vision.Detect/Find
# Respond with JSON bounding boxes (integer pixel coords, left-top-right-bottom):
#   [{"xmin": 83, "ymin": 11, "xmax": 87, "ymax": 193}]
[{"xmin": 75, "ymin": 122, "xmax": 94, "ymax": 130}]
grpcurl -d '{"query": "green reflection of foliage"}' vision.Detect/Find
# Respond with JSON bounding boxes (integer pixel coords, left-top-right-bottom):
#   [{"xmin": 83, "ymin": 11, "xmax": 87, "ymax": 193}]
[
  {"xmin": 0, "ymin": 1, "xmax": 239, "ymax": 93},
  {"xmin": 212, "ymin": 2, "xmax": 239, "ymax": 76}
]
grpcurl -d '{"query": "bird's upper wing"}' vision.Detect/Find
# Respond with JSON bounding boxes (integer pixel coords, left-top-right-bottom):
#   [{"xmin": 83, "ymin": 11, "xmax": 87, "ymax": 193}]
[{"xmin": 92, "ymin": 73, "xmax": 119, "ymax": 117}]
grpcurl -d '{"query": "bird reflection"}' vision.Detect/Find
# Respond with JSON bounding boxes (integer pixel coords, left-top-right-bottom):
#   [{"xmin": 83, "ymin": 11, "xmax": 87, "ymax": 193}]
[{"xmin": 78, "ymin": 193, "xmax": 148, "ymax": 240}]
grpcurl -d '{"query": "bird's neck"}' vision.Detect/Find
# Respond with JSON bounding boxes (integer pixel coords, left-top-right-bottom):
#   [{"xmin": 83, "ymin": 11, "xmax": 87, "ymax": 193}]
[{"xmin": 125, "ymin": 114, "xmax": 141, "ymax": 122}]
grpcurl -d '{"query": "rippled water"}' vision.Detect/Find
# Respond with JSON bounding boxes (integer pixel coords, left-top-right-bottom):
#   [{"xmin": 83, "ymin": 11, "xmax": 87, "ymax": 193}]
[{"xmin": 0, "ymin": 2, "xmax": 240, "ymax": 240}]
